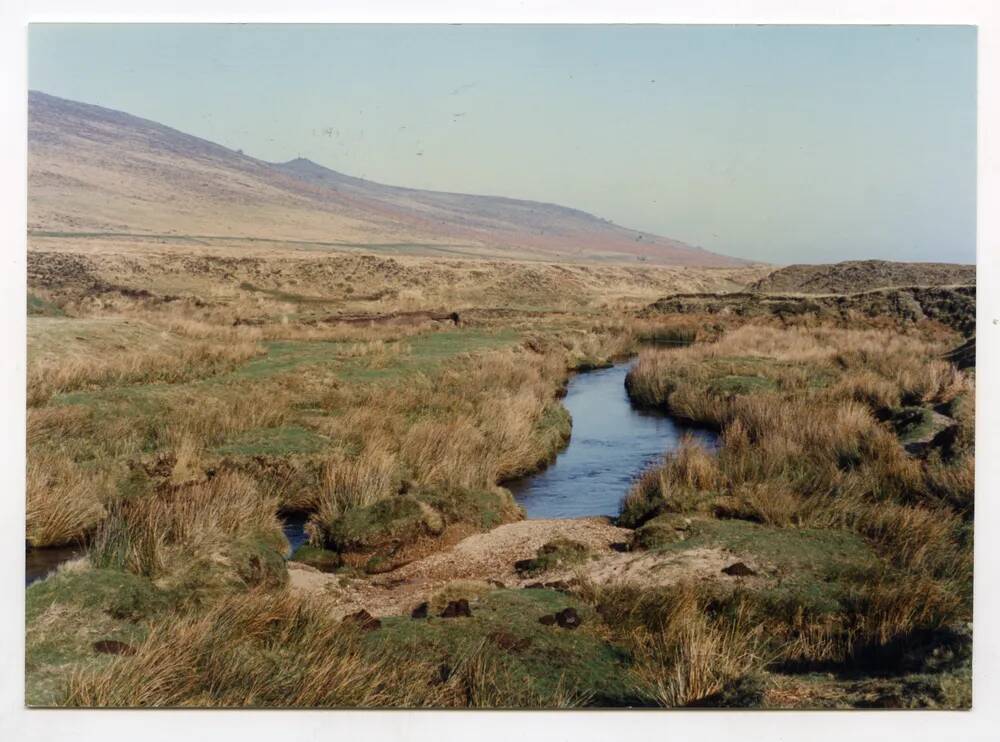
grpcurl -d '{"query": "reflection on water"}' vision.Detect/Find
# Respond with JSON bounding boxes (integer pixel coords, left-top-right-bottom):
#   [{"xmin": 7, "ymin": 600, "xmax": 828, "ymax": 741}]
[{"xmin": 506, "ymin": 361, "xmax": 717, "ymax": 519}]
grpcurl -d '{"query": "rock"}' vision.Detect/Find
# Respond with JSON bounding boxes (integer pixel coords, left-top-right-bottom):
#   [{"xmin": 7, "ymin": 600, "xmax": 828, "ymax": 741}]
[
  {"xmin": 555, "ymin": 607, "xmax": 581, "ymax": 630},
  {"xmin": 93, "ymin": 639, "xmax": 137, "ymax": 656},
  {"xmin": 538, "ymin": 614, "xmax": 556, "ymax": 626},
  {"xmin": 514, "ymin": 558, "xmax": 537, "ymax": 573},
  {"xmin": 411, "ymin": 601, "xmax": 429, "ymax": 619},
  {"xmin": 343, "ymin": 609, "xmax": 381, "ymax": 631},
  {"xmin": 524, "ymin": 582, "xmax": 545, "ymax": 590},
  {"xmin": 722, "ymin": 562, "xmax": 756, "ymax": 577},
  {"xmin": 439, "ymin": 599, "xmax": 471, "ymax": 618}
]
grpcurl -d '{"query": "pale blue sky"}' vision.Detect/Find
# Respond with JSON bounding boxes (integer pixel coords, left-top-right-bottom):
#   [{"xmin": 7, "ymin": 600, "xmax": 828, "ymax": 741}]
[{"xmin": 28, "ymin": 24, "xmax": 976, "ymax": 264}]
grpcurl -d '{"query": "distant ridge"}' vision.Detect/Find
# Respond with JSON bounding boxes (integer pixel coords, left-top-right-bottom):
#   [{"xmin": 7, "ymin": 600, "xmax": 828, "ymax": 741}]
[
  {"xmin": 750, "ymin": 260, "xmax": 974, "ymax": 295},
  {"xmin": 27, "ymin": 91, "xmax": 745, "ymax": 267}
]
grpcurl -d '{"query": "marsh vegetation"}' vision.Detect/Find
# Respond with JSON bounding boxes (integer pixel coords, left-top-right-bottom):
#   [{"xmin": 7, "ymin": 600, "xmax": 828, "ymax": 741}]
[{"xmin": 25, "ymin": 245, "xmax": 974, "ymax": 709}]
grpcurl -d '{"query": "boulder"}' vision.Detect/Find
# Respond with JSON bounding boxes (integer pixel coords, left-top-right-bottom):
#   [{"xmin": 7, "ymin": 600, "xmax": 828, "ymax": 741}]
[
  {"xmin": 439, "ymin": 599, "xmax": 472, "ymax": 618},
  {"xmin": 411, "ymin": 601, "xmax": 429, "ymax": 619},
  {"xmin": 722, "ymin": 562, "xmax": 756, "ymax": 577},
  {"xmin": 555, "ymin": 607, "xmax": 581, "ymax": 629}
]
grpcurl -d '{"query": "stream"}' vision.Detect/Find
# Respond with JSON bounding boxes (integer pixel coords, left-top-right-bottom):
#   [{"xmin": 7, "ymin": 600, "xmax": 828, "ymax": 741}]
[
  {"xmin": 27, "ymin": 359, "xmax": 715, "ymax": 585},
  {"xmin": 506, "ymin": 360, "xmax": 717, "ymax": 519}
]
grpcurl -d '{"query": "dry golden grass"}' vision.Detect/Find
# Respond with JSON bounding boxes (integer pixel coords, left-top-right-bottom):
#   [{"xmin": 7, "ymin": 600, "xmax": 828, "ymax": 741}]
[
  {"xmin": 26, "ymin": 452, "xmax": 109, "ymax": 547},
  {"xmin": 593, "ymin": 581, "xmax": 766, "ymax": 707},
  {"xmin": 89, "ymin": 471, "xmax": 283, "ymax": 580},
  {"xmin": 620, "ymin": 321, "xmax": 973, "ymax": 674},
  {"xmin": 318, "ymin": 446, "xmax": 400, "ymax": 520},
  {"xmin": 26, "ymin": 241, "xmax": 974, "ymax": 708},
  {"xmin": 64, "ymin": 590, "xmax": 446, "ymax": 708},
  {"xmin": 64, "ymin": 588, "xmax": 593, "ymax": 708},
  {"xmin": 28, "ymin": 335, "xmax": 262, "ymax": 406}
]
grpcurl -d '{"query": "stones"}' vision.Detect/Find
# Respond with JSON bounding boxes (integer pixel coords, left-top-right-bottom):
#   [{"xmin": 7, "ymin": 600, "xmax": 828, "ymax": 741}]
[
  {"xmin": 411, "ymin": 601, "xmax": 429, "ymax": 619},
  {"xmin": 343, "ymin": 609, "xmax": 382, "ymax": 631},
  {"xmin": 555, "ymin": 607, "xmax": 581, "ymax": 629},
  {"xmin": 92, "ymin": 639, "xmax": 137, "ymax": 656},
  {"xmin": 722, "ymin": 562, "xmax": 756, "ymax": 577},
  {"xmin": 538, "ymin": 607, "xmax": 582, "ymax": 630},
  {"xmin": 439, "ymin": 599, "xmax": 472, "ymax": 618}
]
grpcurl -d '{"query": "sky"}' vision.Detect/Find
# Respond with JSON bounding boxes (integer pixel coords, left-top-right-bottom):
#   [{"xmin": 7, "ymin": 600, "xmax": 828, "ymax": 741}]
[{"xmin": 28, "ymin": 24, "xmax": 976, "ymax": 264}]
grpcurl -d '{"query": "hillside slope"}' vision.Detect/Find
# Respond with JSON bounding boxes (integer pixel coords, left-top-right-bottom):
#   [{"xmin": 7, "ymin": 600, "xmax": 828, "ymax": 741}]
[
  {"xmin": 750, "ymin": 260, "xmax": 974, "ymax": 294},
  {"xmin": 28, "ymin": 91, "xmax": 743, "ymax": 267}
]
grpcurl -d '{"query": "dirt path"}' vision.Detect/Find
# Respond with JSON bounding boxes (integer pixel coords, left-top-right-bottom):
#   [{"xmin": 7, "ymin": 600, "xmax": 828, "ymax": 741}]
[{"xmin": 289, "ymin": 516, "xmax": 765, "ymax": 618}]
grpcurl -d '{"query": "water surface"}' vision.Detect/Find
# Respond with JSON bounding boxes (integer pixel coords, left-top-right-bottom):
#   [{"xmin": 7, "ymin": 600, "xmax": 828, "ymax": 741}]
[
  {"xmin": 26, "ymin": 544, "xmax": 83, "ymax": 586},
  {"xmin": 506, "ymin": 361, "xmax": 716, "ymax": 519}
]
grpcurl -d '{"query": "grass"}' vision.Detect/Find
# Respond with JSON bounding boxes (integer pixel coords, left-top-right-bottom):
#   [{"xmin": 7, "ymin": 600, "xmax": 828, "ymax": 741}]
[
  {"xmin": 213, "ymin": 425, "xmax": 330, "ymax": 456},
  {"xmin": 515, "ymin": 539, "xmax": 591, "ymax": 577},
  {"xmin": 887, "ymin": 406, "xmax": 936, "ymax": 443},
  {"xmin": 28, "ymin": 292, "xmax": 65, "ymax": 317},
  {"xmin": 25, "ymin": 242, "xmax": 974, "ymax": 709},
  {"xmin": 618, "ymin": 322, "xmax": 973, "ymax": 697},
  {"xmin": 371, "ymin": 588, "xmax": 643, "ymax": 707},
  {"xmin": 60, "ymin": 587, "xmax": 638, "ymax": 708},
  {"xmin": 26, "ymin": 565, "xmax": 169, "ymax": 706}
]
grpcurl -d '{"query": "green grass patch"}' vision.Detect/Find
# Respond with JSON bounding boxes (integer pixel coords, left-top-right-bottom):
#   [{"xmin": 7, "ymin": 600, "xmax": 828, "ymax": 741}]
[
  {"xmin": 26, "ymin": 567, "xmax": 170, "ymax": 706},
  {"xmin": 889, "ymin": 406, "xmax": 935, "ymax": 443},
  {"xmin": 214, "ymin": 425, "xmax": 330, "ymax": 456},
  {"xmin": 227, "ymin": 329, "xmax": 519, "ymax": 384},
  {"xmin": 515, "ymin": 539, "xmax": 590, "ymax": 577},
  {"xmin": 327, "ymin": 495, "xmax": 443, "ymax": 555},
  {"xmin": 371, "ymin": 588, "xmax": 645, "ymax": 707},
  {"xmin": 27, "ymin": 293, "xmax": 65, "ymax": 317},
  {"xmin": 646, "ymin": 517, "xmax": 881, "ymax": 612},
  {"xmin": 708, "ymin": 374, "xmax": 779, "ymax": 395}
]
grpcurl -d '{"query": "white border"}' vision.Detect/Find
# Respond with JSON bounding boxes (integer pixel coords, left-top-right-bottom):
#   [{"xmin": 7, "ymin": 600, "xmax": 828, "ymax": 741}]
[{"xmin": 2, "ymin": 3, "xmax": 998, "ymax": 741}]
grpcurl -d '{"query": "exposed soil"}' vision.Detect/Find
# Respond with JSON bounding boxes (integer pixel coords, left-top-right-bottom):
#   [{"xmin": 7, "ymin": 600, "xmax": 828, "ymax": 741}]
[{"xmin": 288, "ymin": 516, "xmax": 767, "ymax": 618}]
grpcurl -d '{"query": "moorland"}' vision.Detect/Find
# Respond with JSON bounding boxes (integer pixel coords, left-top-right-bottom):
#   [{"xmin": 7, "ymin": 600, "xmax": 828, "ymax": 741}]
[{"xmin": 24, "ymin": 92, "xmax": 976, "ymax": 709}]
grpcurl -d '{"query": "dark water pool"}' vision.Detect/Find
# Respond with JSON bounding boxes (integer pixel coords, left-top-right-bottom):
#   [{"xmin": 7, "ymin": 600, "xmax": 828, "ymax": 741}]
[
  {"xmin": 506, "ymin": 361, "xmax": 717, "ymax": 519},
  {"xmin": 282, "ymin": 513, "xmax": 309, "ymax": 557},
  {"xmin": 26, "ymin": 544, "xmax": 83, "ymax": 586}
]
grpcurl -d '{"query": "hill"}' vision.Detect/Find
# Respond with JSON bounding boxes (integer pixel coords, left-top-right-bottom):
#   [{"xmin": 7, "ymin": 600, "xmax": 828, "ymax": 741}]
[
  {"xmin": 749, "ymin": 260, "xmax": 974, "ymax": 294},
  {"xmin": 27, "ymin": 91, "xmax": 744, "ymax": 267}
]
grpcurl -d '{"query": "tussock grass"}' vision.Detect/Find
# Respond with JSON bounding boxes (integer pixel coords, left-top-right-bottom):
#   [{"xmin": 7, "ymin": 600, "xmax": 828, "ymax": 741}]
[
  {"xmin": 64, "ymin": 589, "xmax": 598, "ymax": 708},
  {"xmin": 65, "ymin": 590, "xmax": 447, "ymax": 708},
  {"xmin": 88, "ymin": 471, "xmax": 286, "ymax": 595},
  {"xmin": 620, "ymin": 322, "xmax": 974, "ymax": 684},
  {"xmin": 27, "ymin": 453, "xmax": 110, "ymax": 547}
]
